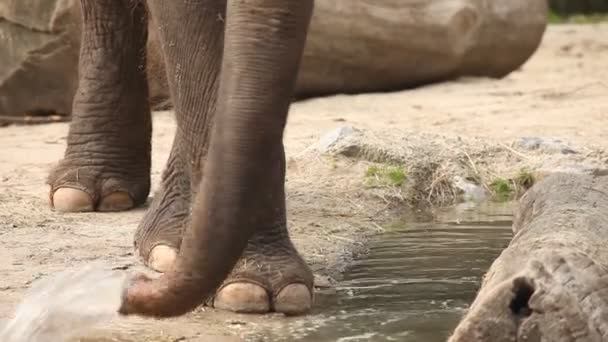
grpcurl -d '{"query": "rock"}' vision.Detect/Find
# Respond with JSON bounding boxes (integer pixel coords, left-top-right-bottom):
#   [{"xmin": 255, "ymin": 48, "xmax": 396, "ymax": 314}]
[
  {"xmin": 449, "ymin": 173, "xmax": 608, "ymax": 341},
  {"xmin": 514, "ymin": 136, "xmax": 578, "ymax": 154},
  {"xmin": 0, "ymin": 0, "xmax": 548, "ymax": 117},
  {"xmin": 452, "ymin": 176, "xmax": 487, "ymax": 202},
  {"xmin": 0, "ymin": 0, "xmax": 81, "ymax": 117},
  {"xmin": 313, "ymin": 126, "xmax": 362, "ymax": 155},
  {"xmin": 539, "ymin": 163, "xmax": 599, "ymax": 176}
]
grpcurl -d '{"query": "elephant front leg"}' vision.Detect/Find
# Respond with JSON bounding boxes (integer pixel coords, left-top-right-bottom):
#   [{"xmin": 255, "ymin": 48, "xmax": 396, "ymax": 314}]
[
  {"xmin": 212, "ymin": 146, "xmax": 314, "ymax": 315},
  {"xmin": 47, "ymin": 0, "xmax": 151, "ymax": 212},
  {"xmin": 138, "ymin": 0, "xmax": 314, "ymax": 315},
  {"xmin": 133, "ymin": 0, "xmax": 223, "ymax": 273}
]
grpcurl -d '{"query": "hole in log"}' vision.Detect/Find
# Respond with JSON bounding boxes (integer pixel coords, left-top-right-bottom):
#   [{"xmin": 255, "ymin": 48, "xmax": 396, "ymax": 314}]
[{"xmin": 509, "ymin": 277, "xmax": 534, "ymax": 317}]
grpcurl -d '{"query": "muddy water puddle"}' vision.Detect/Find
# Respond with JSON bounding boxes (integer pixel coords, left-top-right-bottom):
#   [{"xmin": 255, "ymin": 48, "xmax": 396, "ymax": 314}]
[
  {"xmin": 3, "ymin": 203, "xmax": 514, "ymax": 342},
  {"xmin": 245, "ymin": 202, "xmax": 514, "ymax": 341}
]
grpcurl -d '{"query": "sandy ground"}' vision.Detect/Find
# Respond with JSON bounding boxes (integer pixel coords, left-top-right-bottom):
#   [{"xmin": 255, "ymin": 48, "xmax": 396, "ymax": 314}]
[{"xmin": 1, "ymin": 23, "xmax": 608, "ymax": 341}]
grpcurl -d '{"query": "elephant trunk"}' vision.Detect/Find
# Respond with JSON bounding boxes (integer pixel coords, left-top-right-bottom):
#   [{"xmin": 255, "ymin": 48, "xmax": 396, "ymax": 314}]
[{"xmin": 118, "ymin": 0, "xmax": 314, "ymax": 317}]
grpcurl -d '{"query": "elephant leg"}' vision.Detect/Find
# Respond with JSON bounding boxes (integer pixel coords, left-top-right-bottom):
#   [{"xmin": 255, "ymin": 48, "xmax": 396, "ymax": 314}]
[
  {"xmin": 47, "ymin": 0, "xmax": 151, "ymax": 212},
  {"xmin": 133, "ymin": 0, "xmax": 222, "ymax": 273},
  {"xmin": 138, "ymin": 0, "xmax": 313, "ymax": 314},
  {"xmin": 212, "ymin": 146, "xmax": 313, "ymax": 314}
]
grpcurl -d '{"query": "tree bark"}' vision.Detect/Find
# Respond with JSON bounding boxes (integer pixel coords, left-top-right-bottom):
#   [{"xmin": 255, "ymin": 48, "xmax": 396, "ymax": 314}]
[
  {"xmin": 449, "ymin": 172, "xmax": 608, "ymax": 342},
  {"xmin": 0, "ymin": 0, "xmax": 548, "ymax": 117},
  {"xmin": 295, "ymin": 0, "xmax": 548, "ymax": 97}
]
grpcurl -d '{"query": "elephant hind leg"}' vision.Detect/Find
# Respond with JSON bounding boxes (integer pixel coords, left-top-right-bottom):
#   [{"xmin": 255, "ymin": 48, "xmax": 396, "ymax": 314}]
[{"xmin": 48, "ymin": 0, "xmax": 151, "ymax": 213}]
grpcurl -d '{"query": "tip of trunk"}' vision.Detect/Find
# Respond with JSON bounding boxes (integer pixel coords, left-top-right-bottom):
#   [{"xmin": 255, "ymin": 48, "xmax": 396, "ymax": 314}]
[{"xmin": 117, "ymin": 271, "xmax": 206, "ymax": 318}]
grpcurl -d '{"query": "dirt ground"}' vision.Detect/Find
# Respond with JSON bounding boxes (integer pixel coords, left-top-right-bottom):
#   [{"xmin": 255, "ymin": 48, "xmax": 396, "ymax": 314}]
[{"xmin": 1, "ymin": 23, "xmax": 608, "ymax": 341}]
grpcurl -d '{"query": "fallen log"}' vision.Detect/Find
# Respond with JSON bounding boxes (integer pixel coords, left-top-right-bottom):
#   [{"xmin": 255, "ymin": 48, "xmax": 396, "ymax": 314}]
[
  {"xmin": 1, "ymin": 0, "xmax": 548, "ymax": 117},
  {"xmin": 449, "ymin": 172, "xmax": 608, "ymax": 342}
]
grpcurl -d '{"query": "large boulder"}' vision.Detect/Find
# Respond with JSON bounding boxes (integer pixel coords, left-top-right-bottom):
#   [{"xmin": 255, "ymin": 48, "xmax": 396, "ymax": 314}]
[
  {"xmin": 0, "ymin": 0, "xmax": 548, "ymax": 118},
  {"xmin": 0, "ymin": 1, "xmax": 81, "ymax": 118},
  {"xmin": 449, "ymin": 172, "xmax": 608, "ymax": 341}
]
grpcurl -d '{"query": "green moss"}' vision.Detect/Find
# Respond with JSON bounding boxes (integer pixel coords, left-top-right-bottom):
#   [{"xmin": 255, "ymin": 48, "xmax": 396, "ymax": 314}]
[
  {"xmin": 490, "ymin": 178, "xmax": 513, "ymax": 202},
  {"xmin": 365, "ymin": 165, "xmax": 380, "ymax": 178},
  {"xmin": 387, "ymin": 168, "xmax": 407, "ymax": 187},
  {"xmin": 548, "ymin": 10, "xmax": 608, "ymax": 23},
  {"xmin": 364, "ymin": 164, "xmax": 407, "ymax": 188},
  {"xmin": 515, "ymin": 168, "xmax": 535, "ymax": 190},
  {"xmin": 548, "ymin": 10, "xmax": 567, "ymax": 23}
]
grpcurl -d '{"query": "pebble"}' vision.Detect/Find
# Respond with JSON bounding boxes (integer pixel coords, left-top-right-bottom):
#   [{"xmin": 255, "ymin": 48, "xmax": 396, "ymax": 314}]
[{"xmin": 514, "ymin": 136, "xmax": 577, "ymax": 154}]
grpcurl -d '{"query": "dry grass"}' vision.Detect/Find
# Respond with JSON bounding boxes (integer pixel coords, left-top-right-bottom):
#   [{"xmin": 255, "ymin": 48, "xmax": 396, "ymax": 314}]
[{"xmin": 296, "ymin": 126, "xmax": 608, "ymax": 209}]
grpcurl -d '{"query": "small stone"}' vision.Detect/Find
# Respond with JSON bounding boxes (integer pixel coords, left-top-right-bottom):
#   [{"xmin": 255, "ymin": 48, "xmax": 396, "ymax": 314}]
[
  {"xmin": 314, "ymin": 274, "xmax": 336, "ymax": 288},
  {"xmin": 540, "ymin": 164, "xmax": 598, "ymax": 176},
  {"xmin": 452, "ymin": 176, "xmax": 487, "ymax": 202},
  {"xmin": 315, "ymin": 126, "xmax": 360, "ymax": 153},
  {"xmin": 515, "ymin": 137, "xmax": 577, "ymax": 154}
]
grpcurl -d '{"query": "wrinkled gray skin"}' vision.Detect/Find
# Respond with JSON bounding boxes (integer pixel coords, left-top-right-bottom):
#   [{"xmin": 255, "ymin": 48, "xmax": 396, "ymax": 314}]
[
  {"xmin": 47, "ymin": 0, "xmax": 315, "ymax": 317},
  {"xmin": 449, "ymin": 172, "xmax": 608, "ymax": 341}
]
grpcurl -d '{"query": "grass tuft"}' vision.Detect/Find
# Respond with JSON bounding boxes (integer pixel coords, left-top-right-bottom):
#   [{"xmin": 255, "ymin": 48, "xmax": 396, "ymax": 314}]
[
  {"xmin": 365, "ymin": 164, "xmax": 407, "ymax": 188},
  {"xmin": 549, "ymin": 10, "xmax": 608, "ymax": 24},
  {"xmin": 515, "ymin": 168, "xmax": 535, "ymax": 191},
  {"xmin": 490, "ymin": 178, "xmax": 513, "ymax": 202}
]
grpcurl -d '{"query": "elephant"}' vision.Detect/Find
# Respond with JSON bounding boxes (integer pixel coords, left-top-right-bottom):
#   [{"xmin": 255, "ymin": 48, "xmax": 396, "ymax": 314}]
[{"xmin": 47, "ymin": 0, "xmax": 315, "ymax": 317}]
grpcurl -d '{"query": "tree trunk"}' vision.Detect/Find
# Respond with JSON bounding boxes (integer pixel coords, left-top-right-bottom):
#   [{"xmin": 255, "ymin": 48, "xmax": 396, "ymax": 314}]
[
  {"xmin": 449, "ymin": 172, "xmax": 608, "ymax": 342},
  {"xmin": 295, "ymin": 0, "xmax": 548, "ymax": 97},
  {"xmin": 0, "ymin": 0, "xmax": 548, "ymax": 117}
]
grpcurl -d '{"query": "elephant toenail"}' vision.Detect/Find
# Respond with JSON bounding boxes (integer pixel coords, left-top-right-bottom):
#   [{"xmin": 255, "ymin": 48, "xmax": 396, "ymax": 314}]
[
  {"xmin": 214, "ymin": 283, "xmax": 270, "ymax": 313},
  {"xmin": 274, "ymin": 283, "xmax": 312, "ymax": 315},
  {"xmin": 52, "ymin": 188, "xmax": 94, "ymax": 212},
  {"xmin": 148, "ymin": 245, "xmax": 178, "ymax": 273},
  {"xmin": 98, "ymin": 191, "xmax": 135, "ymax": 212}
]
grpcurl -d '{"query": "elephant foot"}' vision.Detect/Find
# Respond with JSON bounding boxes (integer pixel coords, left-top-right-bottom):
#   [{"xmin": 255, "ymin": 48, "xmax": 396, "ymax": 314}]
[
  {"xmin": 134, "ymin": 152, "xmax": 192, "ymax": 272},
  {"xmin": 136, "ymin": 224, "xmax": 314, "ymax": 315},
  {"xmin": 47, "ymin": 160, "xmax": 150, "ymax": 213},
  {"xmin": 48, "ymin": 0, "xmax": 152, "ymax": 213},
  {"xmin": 212, "ymin": 227, "xmax": 314, "ymax": 315},
  {"xmin": 214, "ymin": 283, "xmax": 311, "ymax": 315}
]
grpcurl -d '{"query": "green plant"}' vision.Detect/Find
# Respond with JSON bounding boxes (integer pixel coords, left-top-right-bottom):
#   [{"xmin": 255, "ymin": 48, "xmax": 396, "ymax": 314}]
[
  {"xmin": 550, "ymin": 0, "xmax": 608, "ymax": 15},
  {"xmin": 387, "ymin": 168, "xmax": 407, "ymax": 187},
  {"xmin": 365, "ymin": 165, "xmax": 380, "ymax": 178},
  {"xmin": 364, "ymin": 164, "xmax": 407, "ymax": 188},
  {"xmin": 548, "ymin": 7, "xmax": 608, "ymax": 24},
  {"xmin": 490, "ymin": 178, "xmax": 513, "ymax": 201},
  {"xmin": 548, "ymin": 10, "xmax": 567, "ymax": 23},
  {"xmin": 515, "ymin": 168, "xmax": 535, "ymax": 190}
]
